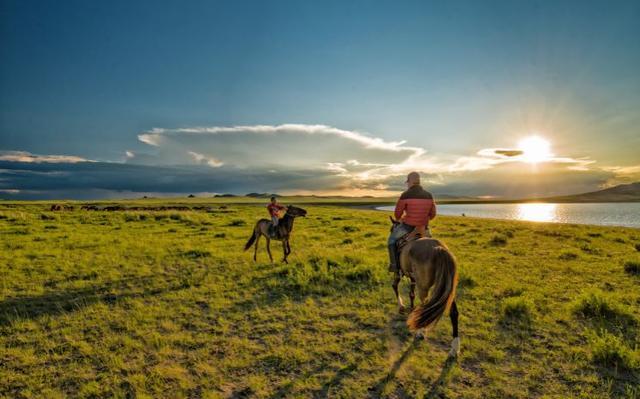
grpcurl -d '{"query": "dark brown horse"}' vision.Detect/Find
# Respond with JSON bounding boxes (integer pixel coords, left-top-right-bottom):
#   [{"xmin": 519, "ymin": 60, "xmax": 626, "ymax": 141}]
[
  {"xmin": 244, "ymin": 205, "xmax": 307, "ymax": 263},
  {"xmin": 390, "ymin": 218, "xmax": 460, "ymax": 356}
]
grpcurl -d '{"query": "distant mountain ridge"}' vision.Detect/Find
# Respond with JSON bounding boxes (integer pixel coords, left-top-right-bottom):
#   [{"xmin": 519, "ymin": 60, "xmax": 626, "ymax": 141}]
[
  {"xmin": 245, "ymin": 192, "xmax": 281, "ymax": 198},
  {"xmin": 541, "ymin": 182, "xmax": 640, "ymax": 202}
]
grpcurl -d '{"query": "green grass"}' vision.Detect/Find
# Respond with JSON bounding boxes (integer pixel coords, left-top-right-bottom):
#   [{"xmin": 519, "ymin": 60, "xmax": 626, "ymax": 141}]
[
  {"xmin": 1, "ymin": 201, "xmax": 639, "ymax": 398},
  {"xmin": 588, "ymin": 330, "xmax": 640, "ymax": 372},
  {"xmin": 501, "ymin": 296, "xmax": 535, "ymax": 323},
  {"xmin": 624, "ymin": 261, "xmax": 640, "ymax": 276}
]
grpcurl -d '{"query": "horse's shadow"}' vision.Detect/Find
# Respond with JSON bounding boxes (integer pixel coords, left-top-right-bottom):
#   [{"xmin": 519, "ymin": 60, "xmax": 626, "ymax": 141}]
[
  {"xmin": 368, "ymin": 335, "xmax": 458, "ymax": 399},
  {"xmin": 368, "ymin": 336, "xmax": 422, "ymax": 398},
  {"xmin": 424, "ymin": 355, "xmax": 458, "ymax": 399}
]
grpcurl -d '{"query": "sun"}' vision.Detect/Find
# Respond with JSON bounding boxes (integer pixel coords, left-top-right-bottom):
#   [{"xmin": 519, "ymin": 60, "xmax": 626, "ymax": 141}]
[{"xmin": 518, "ymin": 136, "xmax": 552, "ymax": 164}]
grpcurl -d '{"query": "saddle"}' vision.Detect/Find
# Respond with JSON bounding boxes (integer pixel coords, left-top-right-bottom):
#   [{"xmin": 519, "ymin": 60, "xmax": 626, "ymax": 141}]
[
  {"xmin": 268, "ymin": 223, "xmax": 283, "ymax": 239},
  {"xmin": 395, "ymin": 229, "xmax": 424, "ymax": 253}
]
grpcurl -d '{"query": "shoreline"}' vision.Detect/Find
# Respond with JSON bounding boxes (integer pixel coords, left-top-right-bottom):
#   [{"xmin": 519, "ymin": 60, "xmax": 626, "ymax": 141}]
[{"xmin": 363, "ymin": 203, "xmax": 640, "ymax": 230}]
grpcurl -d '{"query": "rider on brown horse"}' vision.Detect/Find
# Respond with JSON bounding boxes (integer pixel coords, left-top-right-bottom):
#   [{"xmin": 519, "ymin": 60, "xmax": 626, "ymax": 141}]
[{"xmin": 387, "ymin": 171, "xmax": 437, "ymax": 273}]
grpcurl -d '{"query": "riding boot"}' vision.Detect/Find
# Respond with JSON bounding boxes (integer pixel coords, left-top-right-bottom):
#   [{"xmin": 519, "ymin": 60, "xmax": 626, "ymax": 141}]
[
  {"xmin": 388, "ymin": 250, "xmax": 399, "ymax": 273},
  {"xmin": 388, "ymin": 251, "xmax": 396, "ymax": 272}
]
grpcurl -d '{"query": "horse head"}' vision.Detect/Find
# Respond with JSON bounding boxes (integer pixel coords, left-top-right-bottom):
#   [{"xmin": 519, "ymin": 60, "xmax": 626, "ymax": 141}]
[{"xmin": 286, "ymin": 205, "xmax": 307, "ymax": 217}]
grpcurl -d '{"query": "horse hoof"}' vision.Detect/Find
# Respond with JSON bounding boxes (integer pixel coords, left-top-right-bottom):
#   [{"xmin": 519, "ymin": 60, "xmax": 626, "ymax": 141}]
[
  {"xmin": 415, "ymin": 331, "xmax": 425, "ymax": 340},
  {"xmin": 398, "ymin": 305, "xmax": 406, "ymax": 314},
  {"xmin": 448, "ymin": 337, "xmax": 461, "ymax": 357}
]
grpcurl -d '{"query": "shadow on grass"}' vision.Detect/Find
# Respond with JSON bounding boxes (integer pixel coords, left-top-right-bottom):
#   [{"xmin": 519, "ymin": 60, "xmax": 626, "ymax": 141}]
[
  {"xmin": 366, "ymin": 337, "xmax": 459, "ymax": 399},
  {"xmin": 367, "ymin": 336, "xmax": 422, "ymax": 398},
  {"xmin": 316, "ymin": 362, "xmax": 359, "ymax": 398},
  {"xmin": 592, "ymin": 362, "xmax": 640, "ymax": 397},
  {"xmin": 262, "ymin": 303, "xmax": 415, "ymax": 398},
  {"xmin": 269, "ymin": 361, "xmax": 361, "ymax": 399},
  {"xmin": 0, "ymin": 275, "xmax": 192, "ymax": 326},
  {"xmin": 424, "ymin": 355, "xmax": 458, "ymax": 399}
]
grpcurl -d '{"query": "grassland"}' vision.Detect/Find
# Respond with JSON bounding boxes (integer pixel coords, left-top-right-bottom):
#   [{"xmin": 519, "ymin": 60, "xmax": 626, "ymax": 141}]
[{"xmin": 0, "ymin": 200, "xmax": 639, "ymax": 398}]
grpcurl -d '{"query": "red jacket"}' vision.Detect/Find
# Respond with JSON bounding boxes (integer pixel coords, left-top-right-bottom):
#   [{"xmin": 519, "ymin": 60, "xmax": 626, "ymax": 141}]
[
  {"xmin": 394, "ymin": 184, "xmax": 436, "ymax": 227},
  {"xmin": 267, "ymin": 203, "xmax": 285, "ymax": 217}
]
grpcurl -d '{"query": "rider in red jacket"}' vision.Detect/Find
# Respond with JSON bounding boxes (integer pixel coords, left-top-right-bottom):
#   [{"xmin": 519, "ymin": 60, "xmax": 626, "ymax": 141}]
[
  {"xmin": 267, "ymin": 196, "xmax": 286, "ymax": 225},
  {"xmin": 388, "ymin": 171, "xmax": 437, "ymax": 272}
]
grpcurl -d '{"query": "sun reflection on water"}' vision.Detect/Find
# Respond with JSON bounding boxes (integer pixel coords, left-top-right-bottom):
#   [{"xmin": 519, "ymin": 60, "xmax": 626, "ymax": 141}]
[{"xmin": 516, "ymin": 203, "xmax": 557, "ymax": 222}]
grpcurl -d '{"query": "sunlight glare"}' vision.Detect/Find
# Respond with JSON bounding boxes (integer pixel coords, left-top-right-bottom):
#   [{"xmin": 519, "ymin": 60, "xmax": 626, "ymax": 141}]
[
  {"xmin": 516, "ymin": 203, "xmax": 557, "ymax": 222},
  {"xmin": 518, "ymin": 136, "xmax": 552, "ymax": 164}
]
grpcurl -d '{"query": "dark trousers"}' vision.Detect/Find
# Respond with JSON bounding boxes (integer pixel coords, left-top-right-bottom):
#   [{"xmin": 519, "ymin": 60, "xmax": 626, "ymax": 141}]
[{"xmin": 387, "ymin": 223, "xmax": 415, "ymax": 268}]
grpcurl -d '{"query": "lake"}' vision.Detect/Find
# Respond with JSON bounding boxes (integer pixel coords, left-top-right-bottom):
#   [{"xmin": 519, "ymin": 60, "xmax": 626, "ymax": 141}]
[{"xmin": 377, "ymin": 202, "xmax": 640, "ymax": 228}]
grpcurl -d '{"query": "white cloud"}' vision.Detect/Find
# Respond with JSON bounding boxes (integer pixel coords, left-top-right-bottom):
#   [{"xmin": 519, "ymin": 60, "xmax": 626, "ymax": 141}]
[
  {"xmin": 476, "ymin": 148, "xmax": 594, "ymax": 169},
  {"xmin": 131, "ymin": 124, "xmax": 617, "ymax": 195},
  {"xmin": 601, "ymin": 164, "xmax": 640, "ymax": 186},
  {"xmin": 0, "ymin": 151, "xmax": 91, "ymax": 163},
  {"xmin": 137, "ymin": 124, "xmax": 423, "ymax": 172},
  {"xmin": 187, "ymin": 151, "xmax": 224, "ymax": 168},
  {"xmin": 140, "ymin": 124, "xmax": 423, "ymax": 153}
]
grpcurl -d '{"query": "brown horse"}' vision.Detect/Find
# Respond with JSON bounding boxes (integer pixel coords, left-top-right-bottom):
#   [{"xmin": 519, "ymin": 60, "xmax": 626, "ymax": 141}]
[
  {"xmin": 244, "ymin": 205, "xmax": 307, "ymax": 263},
  {"xmin": 390, "ymin": 218, "xmax": 460, "ymax": 356}
]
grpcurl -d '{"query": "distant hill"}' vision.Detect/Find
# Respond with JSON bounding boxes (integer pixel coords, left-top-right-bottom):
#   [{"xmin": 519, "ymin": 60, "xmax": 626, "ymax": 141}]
[
  {"xmin": 245, "ymin": 193, "xmax": 280, "ymax": 198},
  {"xmin": 541, "ymin": 182, "xmax": 640, "ymax": 203}
]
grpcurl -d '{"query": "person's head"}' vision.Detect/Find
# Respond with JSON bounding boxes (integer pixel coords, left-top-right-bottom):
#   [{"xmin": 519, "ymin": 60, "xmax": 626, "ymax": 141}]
[
  {"xmin": 270, "ymin": 196, "xmax": 277, "ymax": 203},
  {"xmin": 406, "ymin": 171, "xmax": 421, "ymax": 187}
]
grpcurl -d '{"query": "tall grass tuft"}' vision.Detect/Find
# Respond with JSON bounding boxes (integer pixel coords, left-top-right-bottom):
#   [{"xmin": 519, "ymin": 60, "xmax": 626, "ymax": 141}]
[
  {"xmin": 559, "ymin": 251, "xmax": 579, "ymax": 260},
  {"xmin": 181, "ymin": 249, "xmax": 211, "ymax": 259},
  {"xmin": 501, "ymin": 296, "xmax": 534, "ymax": 326},
  {"xmin": 623, "ymin": 261, "xmax": 640, "ymax": 276},
  {"xmin": 572, "ymin": 290, "xmax": 636, "ymax": 327},
  {"xmin": 588, "ymin": 330, "xmax": 639, "ymax": 371},
  {"xmin": 489, "ymin": 234, "xmax": 508, "ymax": 246}
]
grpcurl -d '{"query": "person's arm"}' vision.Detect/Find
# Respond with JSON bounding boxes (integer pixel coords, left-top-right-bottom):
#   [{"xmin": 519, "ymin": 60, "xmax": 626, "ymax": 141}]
[
  {"xmin": 429, "ymin": 200, "xmax": 437, "ymax": 220},
  {"xmin": 394, "ymin": 199, "xmax": 406, "ymax": 221}
]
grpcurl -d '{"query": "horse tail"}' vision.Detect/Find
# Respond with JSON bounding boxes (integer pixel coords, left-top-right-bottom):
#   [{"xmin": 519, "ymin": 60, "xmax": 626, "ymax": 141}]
[
  {"xmin": 244, "ymin": 227, "xmax": 258, "ymax": 251},
  {"xmin": 407, "ymin": 246, "xmax": 458, "ymax": 331}
]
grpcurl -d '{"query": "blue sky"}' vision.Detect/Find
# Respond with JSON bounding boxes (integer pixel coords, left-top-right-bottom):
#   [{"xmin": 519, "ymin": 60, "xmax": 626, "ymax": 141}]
[{"xmin": 1, "ymin": 0, "xmax": 639, "ymax": 199}]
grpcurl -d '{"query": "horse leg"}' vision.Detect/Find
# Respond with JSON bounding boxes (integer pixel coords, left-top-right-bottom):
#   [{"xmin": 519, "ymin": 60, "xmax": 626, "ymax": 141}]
[
  {"xmin": 409, "ymin": 278, "xmax": 416, "ymax": 311},
  {"xmin": 282, "ymin": 240, "xmax": 288, "ymax": 263},
  {"xmin": 253, "ymin": 234, "xmax": 261, "ymax": 262},
  {"xmin": 392, "ymin": 274, "xmax": 404, "ymax": 313},
  {"xmin": 415, "ymin": 285, "xmax": 430, "ymax": 339},
  {"xmin": 266, "ymin": 238, "xmax": 273, "ymax": 263},
  {"xmin": 286, "ymin": 240, "xmax": 291, "ymax": 255},
  {"xmin": 449, "ymin": 300, "xmax": 460, "ymax": 357}
]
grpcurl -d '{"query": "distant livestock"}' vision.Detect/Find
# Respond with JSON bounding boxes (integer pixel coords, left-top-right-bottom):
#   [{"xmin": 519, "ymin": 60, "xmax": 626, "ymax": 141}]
[{"xmin": 50, "ymin": 204, "xmax": 74, "ymax": 211}]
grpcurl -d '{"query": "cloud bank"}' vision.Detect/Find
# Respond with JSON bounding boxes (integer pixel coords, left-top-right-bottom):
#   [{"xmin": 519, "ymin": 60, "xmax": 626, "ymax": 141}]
[{"xmin": 0, "ymin": 125, "xmax": 638, "ymax": 199}]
